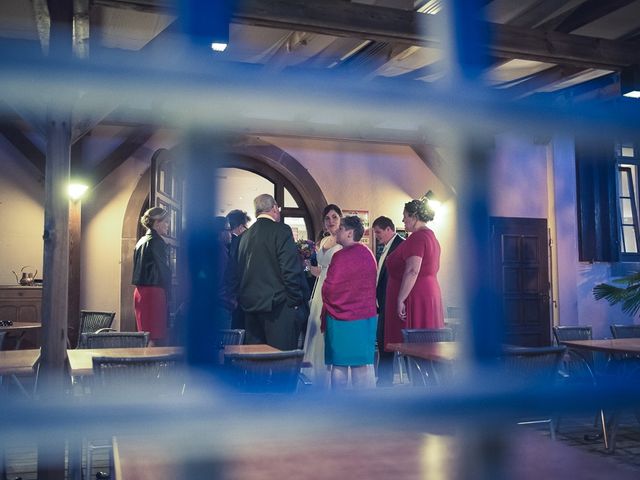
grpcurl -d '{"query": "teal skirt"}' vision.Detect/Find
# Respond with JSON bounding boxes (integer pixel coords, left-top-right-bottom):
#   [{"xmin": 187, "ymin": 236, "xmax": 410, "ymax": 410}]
[{"xmin": 324, "ymin": 314, "xmax": 378, "ymax": 366}]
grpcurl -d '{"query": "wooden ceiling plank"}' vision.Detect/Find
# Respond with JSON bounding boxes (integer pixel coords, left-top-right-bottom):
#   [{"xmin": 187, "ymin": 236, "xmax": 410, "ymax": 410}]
[
  {"xmin": 508, "ymin": 0, "xmax": 571, "ymax": 28},
  {"xmin": 503, "ymin": 65, "xmax": 585, "ymax": 98},
  {"xmin": 552, "ymin": 0, "xmax": 637, "ymax": 34}
]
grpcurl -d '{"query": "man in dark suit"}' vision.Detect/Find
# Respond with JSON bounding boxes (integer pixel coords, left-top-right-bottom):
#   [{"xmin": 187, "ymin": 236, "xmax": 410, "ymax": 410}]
[
  {"xmin": 225, "ymin": 209, "xmax": 250, "ymax": 329},
  {"xmin": 372, "ymin": 216, "xmax": 404, "ymax": 386},
  {"xmin": 236, "ymin": 194, "xmax": 305, "ymax": 350}
]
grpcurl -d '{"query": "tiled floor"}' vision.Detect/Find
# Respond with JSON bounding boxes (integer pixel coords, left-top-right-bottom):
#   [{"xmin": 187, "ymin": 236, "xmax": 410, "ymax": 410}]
[{"xmin": 531, "ymin": 412, "xmax": 640, "ymax": 471}]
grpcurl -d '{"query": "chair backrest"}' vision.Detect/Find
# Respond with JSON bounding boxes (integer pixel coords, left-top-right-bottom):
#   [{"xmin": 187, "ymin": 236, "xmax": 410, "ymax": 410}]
[
  {"xmin": 501, "ymin": 346, "xmax": 566, "ymax": 385},
  {"xmin": 553, "ymin": 326, "xmax": 592, "ymax": 343},
  {"xmin": 91, "ymin": 354, "xmax": 185, "ymax": 397},
  {"xmin": 81, "ymin": 332, "xmax": 150, "ymax": 349},
  {"xmin": 225, "ymin": 349, "xmax": 304, "ymax": 393},
  {"xmin": 77, "ymin": 311, "xmax": 116, "ymax": 347},
  {"xmin": 218, "ymin": 329, "xmax": 245, "ymax": 347},
  {"xmin": 552, "ymin": 325, "xmax": 595, "ymax": 372},
  {"xmin": 402, "ymin": 328, "xmax": 454, "ymax": 343},
  {"xmin": 0, "ymin": 331, "xmax": 6, "ymax": 350},
  {"xmin": 610, "ymin": 324, "xmax": 640, "ymax": 339}
]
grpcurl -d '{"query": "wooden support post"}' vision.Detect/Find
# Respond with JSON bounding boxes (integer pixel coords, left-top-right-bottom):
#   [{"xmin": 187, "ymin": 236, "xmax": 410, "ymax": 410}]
[
  {"xmin": 38, "ymin": 109, "xmax": 71, "ymax": 480},
  {"xmin": 68, "ymin": 198, "xmax": 81, "ymax": 348}
]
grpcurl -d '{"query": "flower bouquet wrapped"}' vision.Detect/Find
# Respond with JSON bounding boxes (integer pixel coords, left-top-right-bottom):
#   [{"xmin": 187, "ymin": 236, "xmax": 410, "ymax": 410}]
[{"xmin": 296, "ymin": 239, "xmax": 316, "ymax": 271}]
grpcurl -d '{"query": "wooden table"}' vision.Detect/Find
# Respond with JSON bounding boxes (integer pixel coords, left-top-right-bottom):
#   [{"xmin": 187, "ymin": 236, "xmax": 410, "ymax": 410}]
[
  {"xmin": 111, "ymin": 429, "xmax": 640, "ymax": 480},
  {"xmin": 561, "ymin": 338, "xmax": 640, "ymax": 453},
  {"xmin": 67, "ymin": 347, "xmax": 182, "ymax": 377},
  {"xmin": 0, "ymin": 348, "xmax": 40, "ymax": 398},
  {"xmin": 561, "ymin": 338, "xmax": 640, "ymax": 354},
  {"xmin": 0, "ymin": 348, "xmax": 40, "ymax": 376},
  {"xmin": 386, "ymin": 341, "xmax": 458, "ymax": 363},
  {"xmin": 67, "ymin": 344, "xmax": 281, "ymax": 377},
  {"xmin": 0, "ymin": 322, "xmax": 41, "ymax": 349}
]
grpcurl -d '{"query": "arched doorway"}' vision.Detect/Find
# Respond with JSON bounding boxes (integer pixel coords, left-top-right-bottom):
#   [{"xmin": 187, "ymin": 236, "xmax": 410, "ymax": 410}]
[{"xmin": 120, "ymin": 137, "xmax": 327, "ymax": 332}]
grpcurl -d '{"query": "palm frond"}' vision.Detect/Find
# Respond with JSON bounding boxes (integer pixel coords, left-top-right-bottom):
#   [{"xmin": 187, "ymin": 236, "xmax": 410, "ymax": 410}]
[{"xmin": 593, "ymin": 271, "xmax": 640, "ymax": 317}]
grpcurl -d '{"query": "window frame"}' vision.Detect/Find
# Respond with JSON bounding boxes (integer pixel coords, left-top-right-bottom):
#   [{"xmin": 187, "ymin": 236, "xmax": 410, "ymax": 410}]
[{"xmin": 615, "ymin": 142, "xmax": 640, "ymax": 262}]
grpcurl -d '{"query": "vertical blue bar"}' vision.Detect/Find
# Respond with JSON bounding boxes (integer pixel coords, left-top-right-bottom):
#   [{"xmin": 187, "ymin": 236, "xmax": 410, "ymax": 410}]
[{"xmin": 183, "ymin": 134, "xmax": 221, "ymax": 369}]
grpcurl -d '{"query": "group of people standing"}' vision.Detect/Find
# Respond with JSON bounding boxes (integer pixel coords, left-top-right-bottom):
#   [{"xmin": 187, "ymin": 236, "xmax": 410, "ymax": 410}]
[{"xmin": 131, "ymin": 192, "xmax": 444, "ymax": 389}]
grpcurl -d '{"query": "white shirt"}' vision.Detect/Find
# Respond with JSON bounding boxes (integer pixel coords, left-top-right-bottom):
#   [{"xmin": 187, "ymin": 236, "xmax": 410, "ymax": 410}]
[{"xmin": 376, "ymin": 233, "xmax": 399, "ymax": 285}]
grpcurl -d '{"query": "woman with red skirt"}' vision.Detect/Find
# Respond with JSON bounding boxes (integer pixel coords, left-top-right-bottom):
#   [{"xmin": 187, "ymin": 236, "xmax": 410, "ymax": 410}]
[{"xmin": 132, "ymin": 207, "xmax": 171, "ymax": 346}]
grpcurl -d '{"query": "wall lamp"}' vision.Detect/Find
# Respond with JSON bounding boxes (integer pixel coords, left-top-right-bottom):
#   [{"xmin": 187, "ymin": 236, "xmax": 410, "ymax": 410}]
[
  {"xmin": 68, "ymin": 182, "xmax": 89, "ymax": 201},
  {"xmin": 621, "ymin": 66, "xmax": 640, "ymax": 99},
  {"xmin": 425, "ymin": 190, "xmax": 442, "ymax": 213}
]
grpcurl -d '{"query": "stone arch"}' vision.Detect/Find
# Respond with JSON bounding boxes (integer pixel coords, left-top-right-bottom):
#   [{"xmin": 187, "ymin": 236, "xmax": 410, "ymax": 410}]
[{"xmin": 120, "ymin": 137, "xmax": 326, "ymax": 332}]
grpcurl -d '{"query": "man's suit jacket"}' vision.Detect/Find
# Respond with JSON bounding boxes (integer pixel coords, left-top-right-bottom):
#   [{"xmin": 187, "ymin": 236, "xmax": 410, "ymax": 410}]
[
  {"xmin": 236, "ymin": 217, "xmax": 304, "ymax": 313},
  {"xmin": 376, "ymin": 234, "xmax": 405, "ymax": 317}
]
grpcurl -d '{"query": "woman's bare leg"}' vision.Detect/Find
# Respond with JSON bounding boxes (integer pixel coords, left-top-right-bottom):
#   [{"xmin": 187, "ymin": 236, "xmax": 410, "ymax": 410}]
[
  {"xmin": 351, "ymin": 365, "xmax": 375, "ymax": 389},
  {"xmin": 331, "ymin": 366, "xmax": 349, "ymax": 390}
]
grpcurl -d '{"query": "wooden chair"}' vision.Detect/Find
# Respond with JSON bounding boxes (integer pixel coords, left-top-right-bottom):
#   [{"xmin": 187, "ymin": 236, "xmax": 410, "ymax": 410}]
[
  {"xmin": 80, "ymin": 332, "xmax": 150, "ymax": 349},
  {"xmin": 225, "ymin": 349, "xmax": 305, "ymax": 393},
  {"xmin": 401, "ymin": 328, "xmax": 454, "ymax": 386}
]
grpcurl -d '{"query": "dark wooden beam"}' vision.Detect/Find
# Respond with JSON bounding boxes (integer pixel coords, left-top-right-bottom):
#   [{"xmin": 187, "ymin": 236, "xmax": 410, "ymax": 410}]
[
  {"xmin": 96, "ymin": 0, "xmax": 640, "ymax": 69},
  {"xmin": 553, "ymin": 0, "xmax": 637, "ymax": 34},
  {"xmin": 90, "ymin": 126, "xmax": 154, "ymax": 186},
  {"xmin": 411, "ymin": 144, "xmax": 456, "ymax": 197},
  {"xmin": 0, "ymin": 123, "xmax": 46, "ymax": 174}
]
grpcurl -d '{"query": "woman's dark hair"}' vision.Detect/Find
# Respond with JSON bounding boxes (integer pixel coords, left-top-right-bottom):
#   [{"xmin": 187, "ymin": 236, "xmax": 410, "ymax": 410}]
[
  {"xmin": 322, "ymin": 204, "xmax": 343, "ymax": 219},
  {"xmin": 341, "ymin": 215, "xmax": 365, "ymax": 242},
  {"xmin": 404, "ymin": 198, "xmax": 435, "ymax": 223},
  {"xmin": 141, "ymin": 207, "xmax": 169, "ymax": 229}
]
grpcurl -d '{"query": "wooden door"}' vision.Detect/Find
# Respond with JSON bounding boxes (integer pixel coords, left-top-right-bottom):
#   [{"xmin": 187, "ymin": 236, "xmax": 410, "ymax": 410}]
[
  {"xmin": 150, "ymin": 149, "xmax": 183, "ymax": 335},
  {"xmin": 490, "ymin": 217, "xmax": 551, "ymax": 347}
]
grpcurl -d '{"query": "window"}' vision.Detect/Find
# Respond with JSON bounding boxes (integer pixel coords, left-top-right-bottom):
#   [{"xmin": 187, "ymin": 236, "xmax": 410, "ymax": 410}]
[{"xmin": 616, "ymin": 143, "xmax": 640, "ymax": 259}]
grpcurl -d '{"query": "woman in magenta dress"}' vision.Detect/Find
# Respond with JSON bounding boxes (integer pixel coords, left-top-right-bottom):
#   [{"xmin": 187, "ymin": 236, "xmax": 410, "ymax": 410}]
[{"xmin": 384, "ymin": 196, "xmax": 444, "ymax": 350}]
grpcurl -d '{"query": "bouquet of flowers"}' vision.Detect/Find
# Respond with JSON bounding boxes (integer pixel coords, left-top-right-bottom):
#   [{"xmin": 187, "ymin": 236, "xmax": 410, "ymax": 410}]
[{"xmin": 296, "ymin": 239, "xmax": 316, "ymax": 261}]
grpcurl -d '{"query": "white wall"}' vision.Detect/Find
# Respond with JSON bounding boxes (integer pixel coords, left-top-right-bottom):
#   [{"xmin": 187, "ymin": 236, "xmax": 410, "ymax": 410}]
[
  {"xmin": 0, "ymin": 138, "xmax": 44, "ymax": 285},
  {"xmin": 262, "ymin": 136, "xmax": 463, "ymax": 312}
]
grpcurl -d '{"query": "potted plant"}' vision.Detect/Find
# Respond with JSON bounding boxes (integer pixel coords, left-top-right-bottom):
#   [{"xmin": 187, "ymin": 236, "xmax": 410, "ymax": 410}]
[{"xmin": 593, "ymin": 271, "xmax": 640, "ymax": 316}]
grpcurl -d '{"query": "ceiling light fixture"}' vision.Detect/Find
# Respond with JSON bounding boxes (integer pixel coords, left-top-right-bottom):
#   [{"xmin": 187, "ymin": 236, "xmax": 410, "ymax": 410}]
[
  {"xmin": 621, "ymin": 66, "xmax": 640, "ymax": 99},
  {"xmin": 211, "ymin": 42, "xmax": 228, "ymax": 52}
]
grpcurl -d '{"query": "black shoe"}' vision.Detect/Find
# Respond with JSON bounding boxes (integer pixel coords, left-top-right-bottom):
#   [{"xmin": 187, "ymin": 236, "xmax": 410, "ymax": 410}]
[{"xmin": 96, "ymin": 472, "xmax": 110, "ymax": 480}]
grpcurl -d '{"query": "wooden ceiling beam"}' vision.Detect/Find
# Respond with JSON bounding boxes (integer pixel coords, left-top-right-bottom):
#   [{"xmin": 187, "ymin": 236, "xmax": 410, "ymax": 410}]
[
  {"xmin": 90, "ymin": 126, "xmax": 154, "ymax": 186},
  {"xmin": 96, "ymin": 0, "xmax": 640, "ymax": 69},
  {"xmin": 0, "ymin": 123, "xmax": 46, "ymax": 174},
  {"xmin": 32, "ymin": 0, "xmax": 51, "ymax": 54},
  {"xmin": 552, "ymin": 0, "xmax": 637, "ymax": 34}
]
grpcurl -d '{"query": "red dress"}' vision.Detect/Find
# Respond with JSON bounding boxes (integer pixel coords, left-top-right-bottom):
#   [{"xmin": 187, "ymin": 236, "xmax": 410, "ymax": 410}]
[{"xmin": 383, "ymin": 228, "xmax": 444, "ymax": 350}]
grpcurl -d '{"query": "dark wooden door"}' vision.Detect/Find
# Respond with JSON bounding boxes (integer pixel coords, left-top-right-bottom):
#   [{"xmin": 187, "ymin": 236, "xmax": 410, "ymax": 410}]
[
  {"xmin": 150, "ymin": 149, "xmax": 183, "ymax": 335},
  {"xmin": 490, "ymin": 217, "xmax": 551, "ymax": 347}
]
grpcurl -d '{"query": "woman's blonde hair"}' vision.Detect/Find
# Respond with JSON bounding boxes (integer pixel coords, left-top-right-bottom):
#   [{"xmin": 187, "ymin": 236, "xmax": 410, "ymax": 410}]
[{"xmin": 141, "ymin": 207, "xmax": 169, "ymax": 229}]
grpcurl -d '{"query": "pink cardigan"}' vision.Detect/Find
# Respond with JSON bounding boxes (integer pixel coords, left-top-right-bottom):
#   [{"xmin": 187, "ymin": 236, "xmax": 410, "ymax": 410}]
[{"xmin": 321, "ymin": 243, "xmax": 377, "ymax": 332}]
